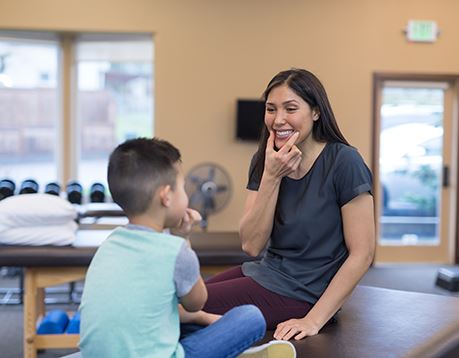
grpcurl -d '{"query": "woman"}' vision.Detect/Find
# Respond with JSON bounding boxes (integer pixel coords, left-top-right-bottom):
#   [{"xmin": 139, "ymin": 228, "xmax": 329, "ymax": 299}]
[{"xmin": 203, "ymin": 68, "xmax": 375, "ymax": 341}]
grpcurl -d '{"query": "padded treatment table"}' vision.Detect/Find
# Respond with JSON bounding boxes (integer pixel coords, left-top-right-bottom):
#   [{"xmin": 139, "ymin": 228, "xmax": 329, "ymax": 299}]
[
  {"xmin": 2, "ymin": 230, "xmax": 459, "ymax": 357},
  {"xmin": 0, "ymin": 229, "xmax": 253, "ymax": 358},
  {"xmin": 0, "ymin": 230, "xmax": 252, "ymax": 271},
  {"xmin": 262, "ymin": 285, "xmax": 459, "ymax": 357}
]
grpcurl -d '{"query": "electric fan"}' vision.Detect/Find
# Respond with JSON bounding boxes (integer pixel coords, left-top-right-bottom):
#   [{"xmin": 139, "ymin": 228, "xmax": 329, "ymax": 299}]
[{"xmin": 185, "ymin": 163, "xmax": 232, "ymax": 230}]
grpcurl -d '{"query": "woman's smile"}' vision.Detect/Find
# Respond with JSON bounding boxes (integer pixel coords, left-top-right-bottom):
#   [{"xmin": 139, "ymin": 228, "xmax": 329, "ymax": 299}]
[{"xmin": 275, "ymin": 129, "xmax": 294, "ymax": 139}]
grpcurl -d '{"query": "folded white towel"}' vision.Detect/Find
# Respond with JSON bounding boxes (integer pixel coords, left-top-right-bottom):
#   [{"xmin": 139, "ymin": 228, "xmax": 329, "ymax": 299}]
[
  {"xmin": 0, "ymin": 221, "xmax": 78, "ymax": 246},
  {"xmin": 0, "ymin": 193, "xmax": 77, "ymax": 230}
]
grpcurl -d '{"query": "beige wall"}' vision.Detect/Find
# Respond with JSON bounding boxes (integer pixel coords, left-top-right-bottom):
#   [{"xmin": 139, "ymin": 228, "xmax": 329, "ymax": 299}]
[{"xmin": 1, "ymin": 0, "xmax": 459, "ymax": 231}]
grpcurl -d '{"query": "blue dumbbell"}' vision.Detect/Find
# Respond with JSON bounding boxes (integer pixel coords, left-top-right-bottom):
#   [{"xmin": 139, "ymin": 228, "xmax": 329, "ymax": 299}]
[
  {"xmin": 37, "ymin": 310, "xmax": 69, "ymax": 334},
  {"xmin": 66, "ymin": 311, "xmax": 80, "ymax": 334}
]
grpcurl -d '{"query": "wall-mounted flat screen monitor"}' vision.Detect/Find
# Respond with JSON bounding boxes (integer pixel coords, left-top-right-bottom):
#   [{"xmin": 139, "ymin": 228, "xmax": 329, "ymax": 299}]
[{"xmin": 236, "ymin": 99, "xmax": 265, "ymax": 141}]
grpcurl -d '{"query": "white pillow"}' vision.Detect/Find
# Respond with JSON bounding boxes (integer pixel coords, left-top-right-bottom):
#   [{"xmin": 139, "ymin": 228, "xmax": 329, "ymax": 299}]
[
  {"xmin": 0, "ymin": 193, "xmax": 77, "ymax": 230},
  {"xmin": 0, "ymin": 221, "xmax": 78, "ymax": 246}
]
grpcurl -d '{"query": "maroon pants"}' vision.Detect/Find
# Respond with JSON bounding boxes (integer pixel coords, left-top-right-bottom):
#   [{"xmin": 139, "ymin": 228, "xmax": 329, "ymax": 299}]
[{"xmin": 203, "ymin": 266, "xmax": 312, "ymax": 330}]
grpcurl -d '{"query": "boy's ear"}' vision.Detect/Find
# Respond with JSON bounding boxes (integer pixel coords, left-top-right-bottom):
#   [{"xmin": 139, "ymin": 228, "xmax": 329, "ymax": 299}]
[{"xmin": 159, "ymin": 185, "xmax": 172, "ymax": 208}]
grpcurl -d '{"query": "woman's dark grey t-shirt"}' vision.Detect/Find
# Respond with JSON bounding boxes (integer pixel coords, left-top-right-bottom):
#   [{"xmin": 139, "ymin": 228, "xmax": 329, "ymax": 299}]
[{"xmin": 241, "ymin": 142, "xmax": 372, "ymax": 304}]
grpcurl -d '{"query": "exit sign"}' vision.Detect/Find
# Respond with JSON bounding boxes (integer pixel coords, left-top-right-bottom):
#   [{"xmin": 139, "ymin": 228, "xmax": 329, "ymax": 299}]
[{"xmin": 406, "ymin": 20, "xmax": 438, "ymax": 42}]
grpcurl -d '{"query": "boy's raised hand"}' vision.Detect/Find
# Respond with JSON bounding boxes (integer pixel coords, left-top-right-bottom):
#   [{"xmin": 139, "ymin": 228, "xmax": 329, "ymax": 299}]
[{"xmin": 172, "ymin": 208, "xmax": 202, "ymax": 238}]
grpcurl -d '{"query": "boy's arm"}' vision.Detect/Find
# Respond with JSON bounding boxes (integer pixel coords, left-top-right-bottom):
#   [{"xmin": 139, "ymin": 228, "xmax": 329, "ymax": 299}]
[
  {"xmin": 174, "ymin": 242, "xmax": 206, "ymax": 312},
  {"xmin": 179, "ymin": 276, "xmax": 207, "ymax": 312},
  {"xmin": 178, "ymin": 304, "xmax": 221, "ymax": 325}
]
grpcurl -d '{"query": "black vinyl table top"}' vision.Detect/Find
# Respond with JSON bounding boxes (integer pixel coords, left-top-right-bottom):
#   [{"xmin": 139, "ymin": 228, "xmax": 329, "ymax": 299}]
[
  {"xmin": 263, "ymin": 285, "xmax": 459, "ymax": 358},
  {"xmin": 0, "ymin": 230, "xmax": 254, "ymax": 267}
]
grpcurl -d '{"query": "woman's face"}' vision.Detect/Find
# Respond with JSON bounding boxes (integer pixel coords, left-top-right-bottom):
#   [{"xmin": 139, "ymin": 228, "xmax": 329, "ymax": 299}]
[{"xmin": 264, "ymin": 84, "xmax": 318, "ymax": 150}]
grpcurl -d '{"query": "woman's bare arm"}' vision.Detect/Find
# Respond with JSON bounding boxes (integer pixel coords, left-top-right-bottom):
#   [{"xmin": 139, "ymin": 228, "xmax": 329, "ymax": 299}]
[{"xmin": 274, "ymin": 192, "xmax": 375, "ymax": 340}]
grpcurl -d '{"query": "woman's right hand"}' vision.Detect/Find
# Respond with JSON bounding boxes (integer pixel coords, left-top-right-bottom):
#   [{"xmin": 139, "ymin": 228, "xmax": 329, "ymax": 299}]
[
  {"xmin": 240, "ymin": 130, "xmax": 299, "ymax": 256},
  {"xmin": 264, "ymin": 130, "xmax": 302, "ymax": 179}
]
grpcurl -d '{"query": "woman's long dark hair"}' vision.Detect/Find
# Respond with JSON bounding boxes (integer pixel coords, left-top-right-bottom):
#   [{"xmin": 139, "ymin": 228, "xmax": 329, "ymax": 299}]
[{"xmin": 250, "ymin": 68, "xmax": 350, "ymax": 183}]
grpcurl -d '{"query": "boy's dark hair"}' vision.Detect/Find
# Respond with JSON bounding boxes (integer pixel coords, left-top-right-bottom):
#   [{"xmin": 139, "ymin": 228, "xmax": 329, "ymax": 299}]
[{"xmin": 107, "ymin": 137, "xmax": 181, "ymax": 216}]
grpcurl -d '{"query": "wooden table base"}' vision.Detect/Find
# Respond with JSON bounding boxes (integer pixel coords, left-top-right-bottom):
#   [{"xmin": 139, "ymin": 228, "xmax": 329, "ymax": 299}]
[{"xmin": 23, "ymin": 267, "xmax": 85, "ymax": 358}]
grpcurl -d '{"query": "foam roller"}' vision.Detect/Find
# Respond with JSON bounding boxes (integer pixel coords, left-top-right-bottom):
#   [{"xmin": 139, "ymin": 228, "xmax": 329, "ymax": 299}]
[
  {"xmin": 45, "ymin": 182, "xmax": 61, "ymax": 196},
  {"xmin": 19, "ymin": 179, "xmax": 39, "ymax": 194},
  {"xmin": 0, "ymin": 179, "xmax": 15, "ymax": 200},
  {"xmin": 90, "ymin": 182, "xmax": 106, "ymax": 203},
  {"xmin": 37, "ymin": 310, "xmax": 69, "ymax": 334},
  {"xmin": 66, "ymin": 181, "xmax": 83, "ymax": 204}
]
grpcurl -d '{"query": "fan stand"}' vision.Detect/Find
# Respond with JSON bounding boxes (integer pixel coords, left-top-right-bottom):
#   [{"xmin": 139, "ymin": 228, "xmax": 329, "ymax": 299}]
[{"xmin": 200, "ymin": 212, "xmax": 209, "ymax": 231}]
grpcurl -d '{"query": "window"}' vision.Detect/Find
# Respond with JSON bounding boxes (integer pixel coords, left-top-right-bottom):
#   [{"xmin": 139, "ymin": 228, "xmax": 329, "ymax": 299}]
[
  {"xmin": 0, "ymin": 32, "xmax": 59, "ymax": 190},
  {"xmin": 75, "ymin": 34, "xmax": 153, "ymax": 190},
  {"xmin": 0, "ymin": 31, "xmax": 154, "ymax": 199}
]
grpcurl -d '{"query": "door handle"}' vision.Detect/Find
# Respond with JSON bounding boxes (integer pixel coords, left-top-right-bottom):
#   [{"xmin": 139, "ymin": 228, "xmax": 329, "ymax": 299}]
[{"xmin": 442, "ymin": 165, "xmax": 450, "ymax": 188}]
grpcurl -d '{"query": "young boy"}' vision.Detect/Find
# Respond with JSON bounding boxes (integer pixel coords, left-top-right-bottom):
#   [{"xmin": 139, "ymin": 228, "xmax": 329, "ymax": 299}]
[{"xmin": 79, "ymin": 137, "xmax": 295, "ymax": 358}]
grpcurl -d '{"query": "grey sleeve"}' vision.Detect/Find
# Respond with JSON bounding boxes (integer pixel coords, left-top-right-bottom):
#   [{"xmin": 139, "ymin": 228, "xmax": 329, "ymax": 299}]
[
  {"xmin": 173, "ymin": 242, "xmax": 201, "ymax": 298},
  {"xmin": 334, "ymin": 147, "xmax": 373, "ymax": 207}
]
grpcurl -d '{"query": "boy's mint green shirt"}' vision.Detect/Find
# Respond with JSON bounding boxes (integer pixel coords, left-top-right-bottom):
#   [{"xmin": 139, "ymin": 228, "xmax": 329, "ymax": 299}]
[{"xmin": 79, "ymin": 227, "xmax": 191, "ymax": 358}]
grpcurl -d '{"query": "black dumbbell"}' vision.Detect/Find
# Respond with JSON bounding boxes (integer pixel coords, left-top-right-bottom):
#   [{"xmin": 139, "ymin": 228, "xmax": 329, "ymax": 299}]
[
  {"xmin": 90, "ymin": 182, "xmax": 106, "ymax": 203},
  {"xmin": 0, "ymin": 179, "xmax": 15, "ymax": 201},
  {"xmin": 66, "ymin": 181, "xmax": 83, "ymax": 204},
  {"xmin": 45, "ymin": 182, "xmax": 61, "ymax": 196},
  {"xmin": 19, "ymin": 179, "xmax": 39, "ymax": 194}
]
